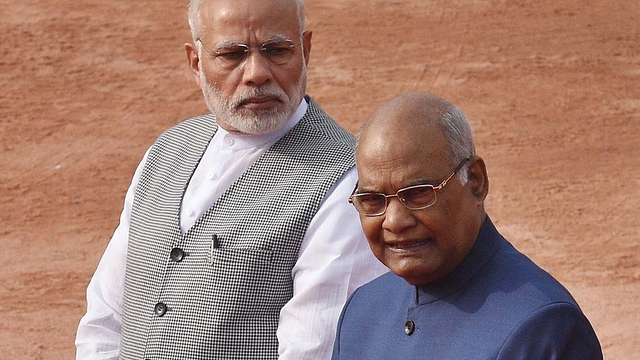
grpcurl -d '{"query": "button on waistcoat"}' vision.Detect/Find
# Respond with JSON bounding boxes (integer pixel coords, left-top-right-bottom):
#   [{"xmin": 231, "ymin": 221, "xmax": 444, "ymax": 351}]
[{"xmin": 119, "ymin": 98, "xmax": 355, "ymax": 360}]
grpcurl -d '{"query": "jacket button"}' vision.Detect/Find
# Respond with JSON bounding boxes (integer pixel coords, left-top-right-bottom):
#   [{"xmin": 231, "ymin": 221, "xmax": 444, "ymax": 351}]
[
  {"xmin": 404, "ymin": 320, "xmax": 415, "ymax": 335},
  {"xmin": 154, "ymin": 302, "xmax": 168, "ymax": 316},
  {"xmin": 170, "ymin": 248, "xmax": 185, "ymax": 262}
]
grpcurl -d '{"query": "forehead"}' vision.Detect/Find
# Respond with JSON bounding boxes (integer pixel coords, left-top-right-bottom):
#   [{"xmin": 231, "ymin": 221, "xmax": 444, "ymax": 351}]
[
  {"xmin": 200, "ymin": 0, "xmax": 300, "ymax": 42},
  {"xmin": 356, "ymin": 117, "xmax": 451, "ymax": 190}
]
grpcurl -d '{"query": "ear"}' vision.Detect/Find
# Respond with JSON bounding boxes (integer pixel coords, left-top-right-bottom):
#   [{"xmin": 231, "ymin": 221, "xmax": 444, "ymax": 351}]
[
  {"xmin": 301, "ymin": 30, "xmax": 312, "ymax": 66},
  {"xmin": 467, "ymin": 156, "xmax": 489, "ymax": 202},
  {"xmin": 185, "ymin": 42, "xmax": 202, "ymax": 87}
]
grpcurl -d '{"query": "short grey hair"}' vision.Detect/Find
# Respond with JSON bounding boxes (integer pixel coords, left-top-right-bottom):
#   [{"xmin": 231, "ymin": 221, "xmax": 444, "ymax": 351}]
[
  {"xmin": 439, "ymin": 104, "xmax": 476, "ymax": 184},
  {"xmin": 187, "ymin": 0, "xmax": 307, "ymax": 42}
]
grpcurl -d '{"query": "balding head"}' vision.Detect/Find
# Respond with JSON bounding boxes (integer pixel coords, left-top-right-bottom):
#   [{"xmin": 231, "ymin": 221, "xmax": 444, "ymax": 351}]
[
  {"xmin": 361, "ymin": 92, "xmax": 451, "ymax": 135},
  {"xmin": 358, "ymin": 92, "xmax": 476, "ymax": 180}
]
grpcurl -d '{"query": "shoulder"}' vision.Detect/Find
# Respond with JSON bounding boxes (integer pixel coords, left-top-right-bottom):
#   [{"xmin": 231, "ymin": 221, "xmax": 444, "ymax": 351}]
[
  {"xmin": 497, "ymin": 302, "xmax": 602, "ymax": 359},
  {"xmin": 138, "ymin": 114, "xmax": 217, "ymax": 173},
  {"xmin": 474, "ymin": 226, "xmax": 602, "ymax": 358},
  {"xmin": 475, "ymin": 221, "xmax": 579, "ymax": 307},
  {"xmin": 297, "ymin": 96, "xmax": 355, "ymax": 149},
  {"xmin": 271, "ymin": 97, "xmax": 356, "ymax": 171},
  {"xmin": 496, "ymin": 242, "xmax": 578, "ymax": 305},
  {"xmin": 147, "ymin": 114, "xmax": 216, "ymax": 155},
  {"xmin": 157, "ymin": 113, "xmax": 217, "ymax": 142}
]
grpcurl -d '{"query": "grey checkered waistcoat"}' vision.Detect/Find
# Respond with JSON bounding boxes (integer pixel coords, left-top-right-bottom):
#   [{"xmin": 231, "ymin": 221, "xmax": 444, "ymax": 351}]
[{"xmin": 118, "ymin": 97, "xmax": 356, "ymax": 360}]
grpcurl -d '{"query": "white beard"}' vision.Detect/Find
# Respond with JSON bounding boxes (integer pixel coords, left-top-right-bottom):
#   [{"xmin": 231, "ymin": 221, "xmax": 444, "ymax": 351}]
[{"xmin": 199, "ymin": 65, "xmax": 307, "ymax": 135}]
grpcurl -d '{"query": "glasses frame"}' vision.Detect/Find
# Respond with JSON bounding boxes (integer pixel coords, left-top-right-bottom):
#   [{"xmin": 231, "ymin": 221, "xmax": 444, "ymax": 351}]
[
  {"xmin": 349, "ymin": 157, "xmax": 473, "ymax": 217},
  {"xmin": 196, "ymin": 37, "xmax": 300, "ymax": 69}
]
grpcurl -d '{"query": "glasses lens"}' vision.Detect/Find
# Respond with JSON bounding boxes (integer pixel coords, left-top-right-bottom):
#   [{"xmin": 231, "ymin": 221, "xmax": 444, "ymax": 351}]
[
  {"xmin": 352, "ymin": 193, "xmax": 387, "ymax": 216},
  {"xmin": 398, "ymin": 185, "xmax": 436, "ymax": 210},
  {"xmin": 261, "ymin": 41, "xmax": 295, "ymax": 64},
  {"xmin": 215, "ymin": 45, "xmax": 249, "ymax": 69}
]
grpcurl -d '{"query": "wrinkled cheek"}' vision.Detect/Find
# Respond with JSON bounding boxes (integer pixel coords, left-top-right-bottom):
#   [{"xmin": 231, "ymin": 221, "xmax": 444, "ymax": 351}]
[{"xmin": 360, "ymin": 219, "xmax": 381, "ymax": 242}]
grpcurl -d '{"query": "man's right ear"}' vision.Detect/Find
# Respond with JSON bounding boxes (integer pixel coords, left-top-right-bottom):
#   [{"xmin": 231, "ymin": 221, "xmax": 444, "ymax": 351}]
[{"xmin": 185, "ymin": 42, "xmax": 202, "ymax": 87}]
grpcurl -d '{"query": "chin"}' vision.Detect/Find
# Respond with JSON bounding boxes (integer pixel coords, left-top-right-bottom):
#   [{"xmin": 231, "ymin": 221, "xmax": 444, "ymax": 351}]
[
  {"xmin": 388, "ymin": 265, "xmax": 424, "ymax": 285},
  {"xmin": 388, "ymin": 259, "xmax": 444, "ymax": 286}
]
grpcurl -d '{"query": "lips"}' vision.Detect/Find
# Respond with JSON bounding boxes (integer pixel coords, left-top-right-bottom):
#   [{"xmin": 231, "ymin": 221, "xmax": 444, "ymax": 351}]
[
  {"xmin": 239, "ymin": 95, "xmax": 281, "ymax": 109},
  {"xmin": 387, "ymin": 239, "xmax": 431, "ymax": 251}
]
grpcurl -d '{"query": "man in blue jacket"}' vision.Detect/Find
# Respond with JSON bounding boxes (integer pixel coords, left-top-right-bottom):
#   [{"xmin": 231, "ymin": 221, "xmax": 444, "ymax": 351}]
[{"xmin": 332, "ymin": 92, "xmax": 603, "ymax": 359}]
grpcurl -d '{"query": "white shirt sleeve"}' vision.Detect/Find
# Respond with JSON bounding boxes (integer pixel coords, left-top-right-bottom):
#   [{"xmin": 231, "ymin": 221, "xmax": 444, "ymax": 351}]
[
  {"xmin": 277, "ymin": 167, "xmax": 389, "ymax": 360},
  {"xmin": 74, "ymin": 151, "xmax": 149, "ymax": 360}
]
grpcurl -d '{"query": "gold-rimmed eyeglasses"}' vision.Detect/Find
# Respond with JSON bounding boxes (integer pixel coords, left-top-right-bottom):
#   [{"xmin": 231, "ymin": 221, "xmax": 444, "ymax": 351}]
[
  {"xmin": 348, "ymin": 157, "xmax": 472, "ymax": 217},
  {"xmin": 196, "ymin": 36, "xmax": 301, "ymax": 70}
]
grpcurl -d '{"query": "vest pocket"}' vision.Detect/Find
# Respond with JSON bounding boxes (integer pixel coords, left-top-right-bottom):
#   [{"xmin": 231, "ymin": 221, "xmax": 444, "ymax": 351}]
[{"xmin": 210, "ymin": 247, "xmax": 273, "ymax": 266}]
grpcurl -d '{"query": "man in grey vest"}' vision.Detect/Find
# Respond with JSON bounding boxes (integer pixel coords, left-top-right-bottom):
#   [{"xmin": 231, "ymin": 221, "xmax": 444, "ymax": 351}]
[{"xmin": 74, "ymin": 0, "xmax": 387, "ymax": 359}]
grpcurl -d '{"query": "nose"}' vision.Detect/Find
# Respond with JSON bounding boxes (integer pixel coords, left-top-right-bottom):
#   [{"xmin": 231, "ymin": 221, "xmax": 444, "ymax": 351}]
[
  {"xmin": 382, "ymin": 197, "xmax": 416, "ymax": 233},
  {"xmin": 241, "ymin": 49, "xmax": 273, "ymax": 86}
]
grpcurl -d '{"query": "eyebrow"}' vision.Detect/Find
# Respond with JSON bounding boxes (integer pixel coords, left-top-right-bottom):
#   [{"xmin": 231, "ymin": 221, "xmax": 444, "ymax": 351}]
[
  {"xmin": 214, "ymin": 34, "xmax": 293, "ymax": 49},
  {"xmin": 267, "ymin": 34, "xmax": 293, "ymax": 43}
]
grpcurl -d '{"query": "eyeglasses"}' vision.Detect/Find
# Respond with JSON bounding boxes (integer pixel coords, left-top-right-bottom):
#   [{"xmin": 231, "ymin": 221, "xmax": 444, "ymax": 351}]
[
  {"xmin": 348, "ymin": 158, "xmax": 472, "ymax": 217},
  {"xmin": 196, "ymin": 37, "xmax": 300, "ymax": 70}
]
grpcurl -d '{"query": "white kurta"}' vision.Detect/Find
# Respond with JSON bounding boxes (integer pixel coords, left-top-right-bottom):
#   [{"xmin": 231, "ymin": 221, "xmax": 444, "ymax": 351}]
[{"xmin": 75, "ymin": 100, "xmax": 388, "ymax": 360}]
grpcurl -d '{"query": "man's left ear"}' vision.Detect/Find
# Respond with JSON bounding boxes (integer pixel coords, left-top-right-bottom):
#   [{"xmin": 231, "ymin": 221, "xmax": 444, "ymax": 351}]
[
  {"xmin": 302, "ymin": 30, "xmax": 313, "ymax": 66},
  {"xmin": 467, "ymin": 156, "xmax": 489, "ymax": 201}
]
